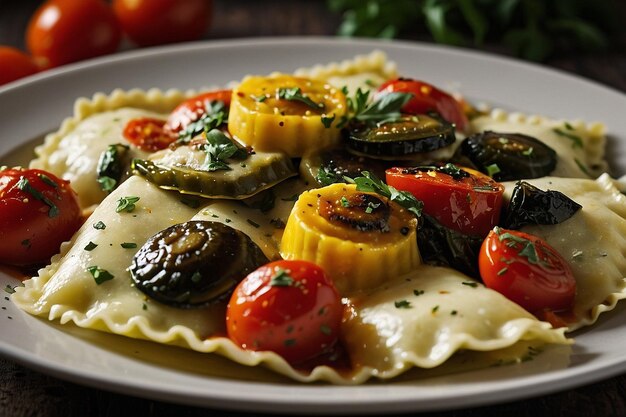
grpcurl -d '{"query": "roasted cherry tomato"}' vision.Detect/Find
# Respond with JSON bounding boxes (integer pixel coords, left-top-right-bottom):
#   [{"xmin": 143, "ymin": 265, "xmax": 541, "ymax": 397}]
[
  {"xmin": 0, "ymin": 47, "xmax": 39, "ymax": 86},
  {"xmin": 0, "ymin": 168, "xmax": 82, "ymax": 265},
  {"xmin": 479, "ymin": 227, "xmax": 576, "ymax": 314},
  {"xmin": 164, "ymin": 89, "xmax": 232, "ymax": 135},
  {"xmin": 376, "ymin": 79, "xmax": 469, "ymax": 133},
  {"xmin": 123, "ymin": 117, "xmax": 174, "ymax": 151},
  {"xmin": 226, "ymin": 260, "xmax": 343, "ymax": 364},
  {"xmin": 386, "ymin": 164, "xmax": 504, "ymax": 237},
  {"xmin": 113, "ymin": 0, "xmax": 212, "ymax": 47},
  {"xmin": 26, "ymin": 0, "xmax": 122, "ymax": 68}
]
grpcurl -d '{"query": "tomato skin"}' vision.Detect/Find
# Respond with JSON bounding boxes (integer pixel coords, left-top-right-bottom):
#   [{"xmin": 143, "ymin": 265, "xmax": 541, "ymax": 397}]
[
  {"xmin": 0, "ymin": 168, "xmax": 82, "ymax": 266},
  {"xmin": 479, "ymin": 228, "xmax": 576, "ymax": 314},
  {"xmin": 0, "ymin": 47, "xmax": 39, "ymax": 86},
  {"xmin": 113, "ymin": 0, "xmax": 211, "ymax": 47},
  {"xmin": 123, "ymin": 117, "xmax": 174, "ymax": 151},
  {"xmin": 164, "ymin": 90, "xmax": 232, "ymax": 135},
  {"xmin": 376, "ymin": 79, "xmax": 469, "ymax": 133},
  {"xmin": 26, "ymin": 0, "xmax": 122, "ymax": 68},
  {"xmin": 226, "ymin": 260, "xmax": 343, "ymax": 364},
  {"xmin": 386, "ymin": 165, "xmax": 504, "ymax": 237}
]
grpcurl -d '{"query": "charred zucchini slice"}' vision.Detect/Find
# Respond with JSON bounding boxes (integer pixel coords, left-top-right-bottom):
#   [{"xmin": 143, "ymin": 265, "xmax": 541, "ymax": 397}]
[
  {"xmin": 130, "ymin": 221, "xmax": 268, "ymax": 308},
  {"xmin": 132, "ymin": 144, "xmax": 296, "ymax": 199},
  {"xmin": 344, "ymin": 114, "xmax": 456, "ymax": 158},
  {"xmin": 458, "ymin": 131, "xmax": 557, "ymax": 181}
]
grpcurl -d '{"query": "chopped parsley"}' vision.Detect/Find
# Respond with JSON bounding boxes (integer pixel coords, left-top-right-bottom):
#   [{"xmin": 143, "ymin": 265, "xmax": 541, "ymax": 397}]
[
  {"xmin": 38, "ymin": 173, "xmax": 58, "ymax": 188},
  {"xmin": 277, "ymin": 87, "xmax": 324, "ymax": 110},
  {"xmin": 246, "ymin": 219, "xmax": 260, "ymax": 228},
  {"xmin": 321, "ymin": 114, "xmax": 336, "ymax": 128},
  {"xmin": 116, "ymin": 196, "xmax": 140, "ymax": 213},
  {"xmin": 16, "ymin": 176, "xmax": 59, "ymax": 218},
  {"xmin": 350, "ymin": 89, "xmax": 413, "ymax": 125},
  {"xmin": 348, "ymin": 171, "xmax": 423, "ymax": 217},
  {"xmin": 4, "ymin": 285, "xmax": 16, "ymax": 294},
  {"xmin": 485, "ymin": 163, "xmax": 501, "ymax": 178},
  {"xmin": 203, "ymin": 128, "xmax": 248, "ymax": 171},
  {"xmin": 178, "ymin": 100, "xmax": 228, "ymax": 143},
  {"xmin": 270, "ymin": 268, "xmax": 295, "ymax": 287},
  {"xmin": 431, "ymin": 305, "xmax": 440, "ymax": 313},
  {"xmin": 340, "ymin": 196, "xmax": 350, "ymax": 207},
  {"xmin": 97, "ymin": 176, "xmax": 117, "ymax": 193},
  {"xmin": 394, "ymin": 300, "xmax": 412, "ymax": 309},
  {"xmin": 316, "ymin": 166, "xmax": 343, "ymax": 186},
  {"xmin": 553, "ymin": 126, "xmax": 583, "ymax": 149},
  {"xmin": 93, "ymin": 221, "xmax": 106, "ymax": 230},
  {"xmin": 413, "ymin": 289, "xmax": 425, "ymax": 296},
  {"xmin": 84, "ymin": 241, "xmax": 98, "ymax": 251},
  {"xmin": 120, "ymin": 242, "xmax": 137, "ymax": 249},
  {"xmin": 574, "ymin": 158, "xmax": 593, "ymax": 176},
  {"xmin": 365, "ymin": 201, "xmax": 381, "ymax": 214},
  {"xmin": 462, "ymin": 281, "xmax": 478, "ymax": 288},
  {"xmin": 87, "ymin": 266, "xmax": 114, "ymax": 285}
]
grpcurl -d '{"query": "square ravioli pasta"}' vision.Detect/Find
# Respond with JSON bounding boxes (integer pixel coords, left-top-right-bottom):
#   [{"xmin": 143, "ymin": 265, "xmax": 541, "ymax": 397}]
[{"xmin": 6, "ymin": 50, "xmax": 624, "ymax": 384}]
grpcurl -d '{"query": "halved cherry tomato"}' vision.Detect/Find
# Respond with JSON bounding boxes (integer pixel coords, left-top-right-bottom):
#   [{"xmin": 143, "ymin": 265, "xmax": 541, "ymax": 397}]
[
  {"xmin": 226, "ymin": 260, "xmax": 343, "ymax": 364},
  {"xmin": 113, "ymin": 0, "xmax": 212, "ymax": 47},
  {"xmin": 386, "ymin": 164, "xmax": 504, "ymax": 237},
  {"xmin": 26, "ymin": 0, "xmax": 122, "ymax": 68},
  {"xmin": 123, "ymin": 118, "xmax": 174, "ymax": 151},
  {"xmin": 0, "ymin": 168, "xmax": 82, "ymax": 266},
  {"xmin": 479, "ymin": 227, "xmax": 576, "ymax": 314},
  {"xmin": 376, "ymin": 79, "xmax": 469, "ymax": 133},
  {"xmin": 0, "ymin": 47, "xmax": 39, "ymax": 86},
  {"xmin": 164, "ymin": 89, "xmax": 232, "ymax": 135}
]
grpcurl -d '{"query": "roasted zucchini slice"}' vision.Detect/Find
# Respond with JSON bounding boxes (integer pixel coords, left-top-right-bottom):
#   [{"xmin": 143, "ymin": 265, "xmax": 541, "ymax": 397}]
[{"xmin": 344, "ymin": 113, "xmax": 456, "ymax": 158}]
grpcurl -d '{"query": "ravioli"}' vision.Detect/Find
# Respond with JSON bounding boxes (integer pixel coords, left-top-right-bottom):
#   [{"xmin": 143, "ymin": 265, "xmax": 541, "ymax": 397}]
[
  {"xmin": 503, "ymin": 174, "xmax": 626, "ymax": 331},
  {"xmin": 471, "ymin": 109, "xmax": 607, "ymax": 179},
  {"xmin": 30, "ymin": 89, "xmax": 194, "ymax": 209}
]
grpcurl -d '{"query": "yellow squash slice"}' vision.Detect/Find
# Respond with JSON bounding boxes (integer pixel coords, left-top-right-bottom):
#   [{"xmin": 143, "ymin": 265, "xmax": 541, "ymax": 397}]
[
  {"xmin": 280, "ymin": 183, "xmax": 421, "ymax": 294},
  {"xmin": 228, "ymin": 74, "xmax": 347, "ymax": 157}
]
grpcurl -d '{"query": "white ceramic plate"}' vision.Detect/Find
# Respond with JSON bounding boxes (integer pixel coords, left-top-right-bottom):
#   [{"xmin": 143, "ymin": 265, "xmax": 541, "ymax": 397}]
[{"xmin": 1, "ymin": 38, "xmax": 626, "ymax": 415}]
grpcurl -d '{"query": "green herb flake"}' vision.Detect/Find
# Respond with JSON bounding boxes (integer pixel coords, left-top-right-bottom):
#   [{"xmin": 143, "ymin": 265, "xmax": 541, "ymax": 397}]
[
  {"xmin": 270, "ymin": 268, "xmax": 294, "ymax": 287},
  {"xmin": 38, "ymin": 173, "xmax": 58, "ymax": 188},
  {"xmin": 98, "ymin": 176, "xmax": 117, "ymax": 193},
  {"xmin": 142, "ymin": 303, "xmax": 148, "ymax": 311},
  {"xmin": 16, "ymin": 176, "xmax": 59, "ymax": 218},
  {"xmin": 178, "ymin": 100, "xmax": 228, "ymax": 143},
  {"xmin": 277, "ymin": 87, "xmax": 324, "ymax": 110},
  {"xmin": 351, "ymin": 171, "xmax": 423, "ymax": 217},
  {"xmin": 320, "ymin": 324, "xmax": 332, "ymax": 336},
  {"xmin": 413, "ymin": 289, "xmax": 425, "ymax": 296},
  {"xmin": 316, "ymin": 166, "xmax": 343, "ymax": 186},
  {"xmin": 522, "ymin": 147, "xmax": 534, "ymax": 157},
  {"xmin": 93, "ymin": 221, "xmax": 106, "ymax": 230},
  {"xmin": 284, "ymin": 338, "xmax": 297, "ymax": 347},
  {"xmin": 451, "ymin": 310, "xmax": 458, "ymax": 316},
  {"xmin": 365, "ymin": 201, "xmax": 380, "ymax": 214},
  {"xmin": 87, "ymin": 266, "xmax": 114, "ymax": 285},
  {"xmin": 4, "ymin": 285, "xmax": 16, "ymax": 294},
  {"xmin": 574, "ymin": 158, "xmax": 593, "ymax": 177},
  {"xmin": 21, "ymin": 239, "xmax": 30, "ymax": 247},
  {"xmin": 553, "ymin": 127, "xmax": 583, "ymax": 149},
  {"xmin": 432, "ymin": 305, "xmax": 439, "ymax": 313},
  {"xmin": 340, "ymin": 196, "xmax": 350, "ymax": 207},
  {"xmin": 485, "ymin": 164, "xmax": 501, "ymax": 178},
  {"xmin": 321, "ymin": 114, "xmax": 336, "ymax": 128},
  {"xmin": 116, "ymin": 196, "xmax": 140, "ymax": 213},
  {"xmin": 394, "ymin": 300, "xmax": 412, "ymax": 309},
  {"xmin": 203, "ymin": 128, "xmax": 248, "ymax": 172},
  {"xmin": 462, "ymin": 281, "xmax": 478, "ymax": 288},
  {"xmin": 246, "ymin": 219, "xmax": 260, "ymax": 228},
  {"xmin": 497, "ymin": 267, "xmax": 509, "ymax": 276},
  {"xmin": 84, "ymin": 241, "xmax": 98, "ymax": 251},
  {"xmin": 120, "ymin": 242, "xmax": 137, "ymax": 249}
]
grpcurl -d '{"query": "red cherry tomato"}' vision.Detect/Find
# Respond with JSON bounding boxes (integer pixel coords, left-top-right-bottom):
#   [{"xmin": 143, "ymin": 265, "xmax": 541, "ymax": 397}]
[
  {"xmin": 0, "ymin": 168, "xmax": 82, "ymax": 266},
  {"xmin": 226, "ymin": 260, "xmax": 343, "ymax": 364},
  {"xmin": 164, "ymin": 90, "xmax": 232, "ymax": 135},
  {"xmin": 123, "ymin": 117, "xmax": 174, "ymax": 151},
  {"xmin": 479, "ymin": 227, "xmax": 576, "ymax": 314},
  {"xmin": 0, "ymin": 47, "xmax": 39, "ymax": 86},
  {"xmin": 386, "ymin": 165, "xmax": 504, "ymax": 237},
  {"xmin": 26, "ymin": 0, "xmax": 122, "ymax": 68},
  {"xmin": 113, "ymin": 0, "xmax": 211, "ymax": 47},
  {"xmin": 376, "ymin": 79, "xmax": 469, "ymax": 133}
]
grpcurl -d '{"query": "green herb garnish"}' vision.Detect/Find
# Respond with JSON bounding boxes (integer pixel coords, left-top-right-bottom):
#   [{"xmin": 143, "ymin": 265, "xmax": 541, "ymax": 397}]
[
  {"xmin": 394, "ymin": 300, "xmax": 412, "ymax": 309},
  {"xmin": 486, "ymin": 163, "xmax": 501, "ymax": 178},
  {"xmin": 316, "ymin": 166, "xmax": 343, "ymax": 186},
  {"xmin": 178, "ymin": 100, "xmax": 228, "ymax": 143},
  {"xmin": 87, "ymin": 266, "xmax": 114, "ymax": 285},
  {"xmin": 16, "ymin": 176, "xmax": 59, "ymax": 218},
  {"xmin": 349, "ymin": 171, "xmax": 423, "ymax": 217},
  {"xmin": 93, "ymin": 221, "xmax": 106, "ymax": 230},
  {"xmin": 97, "ymin": 176, "xmax": 117, "ymax": 193},
  {"xmin": 553, "ymin": 126, "xmax": 583, "ymax": 149},
  {"xmin": 120, "ymin": 242, "xmax": 137, "ymax": 249},
  {"xmin": 277, "ymin": 87, "xmax": 325, "ymax": 110},
  {"xmin": 270, "ymin": 268, "xmax": 295, "ymax": 287},
  {"xmin": 203, "ymin": 128, "xmax": 248, "ymax": 171},
  {"xmin": 321, "ymin": 114, "xmax": 336, "ymax": 128},
  {"xmin": 84, "ymin": 241, "xmax": 98, "ymax": 251},
  {"xmin": 116, "ymin": 196, "xmax": 140, "ymax": 213}
]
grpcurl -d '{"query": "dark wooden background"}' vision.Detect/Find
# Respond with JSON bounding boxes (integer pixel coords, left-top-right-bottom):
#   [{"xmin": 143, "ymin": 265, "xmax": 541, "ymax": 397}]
[{"xmin": 1, "ymin": 1, "xmax": 626, "ymax": 416}]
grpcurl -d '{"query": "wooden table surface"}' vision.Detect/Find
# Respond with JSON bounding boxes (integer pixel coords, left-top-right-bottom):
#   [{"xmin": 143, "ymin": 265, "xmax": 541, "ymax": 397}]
[{"xmin": 1, "ymin": 1, "xmax": 626, "ymax": 416}]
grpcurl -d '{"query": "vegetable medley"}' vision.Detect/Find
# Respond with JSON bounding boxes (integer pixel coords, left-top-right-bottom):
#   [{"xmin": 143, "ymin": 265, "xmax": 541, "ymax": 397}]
[{"xmin": 5, "ymin": 52, "xmax": 626, "ymax": 383}]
